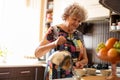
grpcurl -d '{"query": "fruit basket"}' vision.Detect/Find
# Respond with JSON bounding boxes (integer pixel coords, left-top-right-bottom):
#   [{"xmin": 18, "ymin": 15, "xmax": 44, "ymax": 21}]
[{"xmin": 96, "ymin": 37, "xmax": 120, "ymax": 80}]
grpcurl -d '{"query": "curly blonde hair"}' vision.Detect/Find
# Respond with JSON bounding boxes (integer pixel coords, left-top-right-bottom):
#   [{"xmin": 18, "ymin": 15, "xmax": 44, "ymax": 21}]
[{"xmin": 62, "ymin": 3, "xmax": 87, "ymax": 22}]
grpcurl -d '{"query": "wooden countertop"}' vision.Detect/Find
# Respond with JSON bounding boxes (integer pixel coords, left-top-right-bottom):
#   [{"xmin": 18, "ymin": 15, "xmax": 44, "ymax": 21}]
[
  {"xmin": 82, "ymin": 76, "xmax": 106, "ymax": 80},
  {"xmin": 54, "ymin": 76, "xmax": 106, "ymax": 80}
]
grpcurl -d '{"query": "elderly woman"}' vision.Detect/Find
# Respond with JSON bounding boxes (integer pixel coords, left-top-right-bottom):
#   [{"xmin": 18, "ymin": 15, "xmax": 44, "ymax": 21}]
[{"xmin": 35, "ymin": 3, "xmax": 88, "ymax": 80}]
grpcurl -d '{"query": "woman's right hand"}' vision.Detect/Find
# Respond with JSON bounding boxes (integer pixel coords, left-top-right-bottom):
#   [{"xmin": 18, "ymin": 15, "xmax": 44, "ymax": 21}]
[{"xmin": 54, "ymin": 36, "xmax": 67, "ymax": 46}]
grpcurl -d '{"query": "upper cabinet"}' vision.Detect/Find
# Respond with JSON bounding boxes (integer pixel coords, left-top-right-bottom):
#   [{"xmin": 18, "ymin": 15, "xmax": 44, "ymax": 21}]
[{"xmin": 99, "ymin": 0, "xmax": 120, "ymax": 15}]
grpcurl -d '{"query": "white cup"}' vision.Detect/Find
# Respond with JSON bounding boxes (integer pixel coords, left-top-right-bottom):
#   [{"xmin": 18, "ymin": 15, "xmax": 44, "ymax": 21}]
[
  {"xmin": 116, "ymin": 26, "xmax": 120, "ymax": 30},
  {"xmin": 110, "ymin": 25, "xmax": 116, "ymax": 30}
]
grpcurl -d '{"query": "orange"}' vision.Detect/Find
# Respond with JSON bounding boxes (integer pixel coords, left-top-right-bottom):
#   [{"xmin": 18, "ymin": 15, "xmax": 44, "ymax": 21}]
[
  {"xmin": 107, "ymin": 48, "xmax": 118, "ymax": 59},
  {"xmin": 105, "ymin": 37, "xmax": 119, "ymax": 50},
  {"xmin": 97, "ymin": 47, "xmax": 108, "ymax": 61}
]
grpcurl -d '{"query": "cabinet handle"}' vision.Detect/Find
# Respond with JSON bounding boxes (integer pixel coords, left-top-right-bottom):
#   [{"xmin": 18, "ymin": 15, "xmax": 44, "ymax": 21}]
[
  {"xmin": 0, "ymin": 72, "xmax": 10, "ymax": 75},
  {"xmin": 20, "ymin": 70, "xmax": 30, "ymax": 74}
]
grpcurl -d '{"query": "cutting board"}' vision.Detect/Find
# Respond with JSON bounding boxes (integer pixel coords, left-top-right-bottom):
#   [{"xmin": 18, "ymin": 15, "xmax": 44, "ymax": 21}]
[
  {"xmin": 54, "ymin": 76, "xmax": 106, "ymax": 80},
  {"xmin": 82, "ymin": 76, "xmax": 106, "ymax": 80}
]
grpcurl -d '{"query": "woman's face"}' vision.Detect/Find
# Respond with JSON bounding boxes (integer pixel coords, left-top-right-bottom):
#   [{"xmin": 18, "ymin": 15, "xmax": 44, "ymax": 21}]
[{"xmin": 66, "ymin": 16, "xmax": 81, "ymax": 31}]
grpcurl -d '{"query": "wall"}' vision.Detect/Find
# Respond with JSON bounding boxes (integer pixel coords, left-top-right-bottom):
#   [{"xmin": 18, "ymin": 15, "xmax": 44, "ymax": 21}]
[{"xmin": 53, "ymin": 0, "xmax": 110, "ymax": 25}]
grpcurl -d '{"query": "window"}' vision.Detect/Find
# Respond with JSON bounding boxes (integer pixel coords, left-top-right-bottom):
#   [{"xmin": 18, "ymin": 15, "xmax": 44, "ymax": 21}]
[{"xmin": 0, "ymin": 0, "xmax": 40, "ymax": 59}]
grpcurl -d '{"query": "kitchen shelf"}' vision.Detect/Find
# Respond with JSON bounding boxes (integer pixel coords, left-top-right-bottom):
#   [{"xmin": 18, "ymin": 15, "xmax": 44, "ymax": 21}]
[
  {"xmin": 47, "ymin": 8, "xmax": 53, "ymax": 13},
  {"xmin": 109, "ymin": 29, "xmax": 120, "ymax": 32},
  {"xmin": 109, "ymin": 11, "xmax": 120, "ymax": 32},
  {"xmin": 45, "ymin": 0, "xmax": 53, "ymax": 29}
]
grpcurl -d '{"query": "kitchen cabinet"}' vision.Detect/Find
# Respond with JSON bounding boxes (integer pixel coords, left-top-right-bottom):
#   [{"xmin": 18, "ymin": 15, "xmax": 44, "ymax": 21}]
[
  {"xmin": 0, "ymin": 66, "xmax": 45, "ymax": 80},
  {"xmin": 45, "ymin": 0, "xmax": 53, "ymax": 30}
]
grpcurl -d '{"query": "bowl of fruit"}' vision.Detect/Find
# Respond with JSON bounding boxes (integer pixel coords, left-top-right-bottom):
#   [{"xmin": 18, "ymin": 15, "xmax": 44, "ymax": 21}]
[{"xmin": 96, "ymin": 37, "xmax": 120, "ymax": 80}]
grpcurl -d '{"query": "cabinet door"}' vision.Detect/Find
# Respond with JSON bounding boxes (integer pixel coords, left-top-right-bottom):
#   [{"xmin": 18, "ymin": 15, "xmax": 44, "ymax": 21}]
[
  {"xmin": 16, "ymin": 67, "xmax": 35, "ymax": 80},
  {"xmin": 17, "ymin": 76, "xmax": 34, "ymax": 80},
  {"xmin": 36, "ymin": 67, "xmax": 45, "ymax": 80},
  {"xmin": 0, "ymin": 68, "xmax": 16, "ymax": 80},
  {"xmin": 0, "ymin": 78, "xmax": 16, "ymax": 80}
]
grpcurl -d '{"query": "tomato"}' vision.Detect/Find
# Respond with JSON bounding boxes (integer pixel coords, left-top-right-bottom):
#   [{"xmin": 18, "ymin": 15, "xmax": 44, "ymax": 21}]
[
  {"xmin": 97, "ymin": 47, "xmax": 108, "ymax": 61},
  {"xmin": 105, "ymin": 37, "xmax": 119, "ymax": 50}
]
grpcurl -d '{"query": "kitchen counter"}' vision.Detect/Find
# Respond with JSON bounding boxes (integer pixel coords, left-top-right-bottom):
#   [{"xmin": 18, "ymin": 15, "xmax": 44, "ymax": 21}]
[
  {"xmin": 53, "ymin": 68, "xmax": 120, "ymax": 80},
  {"xmin": 53, "ymin": 70, "xmax": 120, "ymax": 80},
  {"xmin": 0, "ymin": 59, "xmax": 46, "ymax": 67},
  {"xmin": 54, "ymin": 75, "xmax": 120, "ymax": 80}
]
